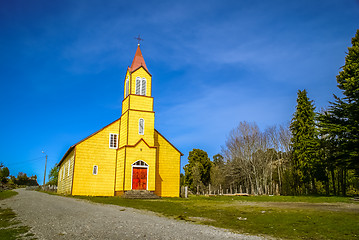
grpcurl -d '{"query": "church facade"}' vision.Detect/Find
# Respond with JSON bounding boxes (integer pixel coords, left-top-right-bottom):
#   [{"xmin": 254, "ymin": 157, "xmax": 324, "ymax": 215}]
[{"xmin": 57, "ymin": 45, "xmax": 182, "ymax": 197}]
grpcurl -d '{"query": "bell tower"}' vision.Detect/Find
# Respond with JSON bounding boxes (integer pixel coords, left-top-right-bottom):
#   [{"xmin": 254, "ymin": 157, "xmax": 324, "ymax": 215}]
[
  {"xmin": 120, "ymin": 44, "xmax": 155, "ymax": 146},
  {"xmin": 116, "ymin": 44, "xmax": 157, "ymax": 194}
]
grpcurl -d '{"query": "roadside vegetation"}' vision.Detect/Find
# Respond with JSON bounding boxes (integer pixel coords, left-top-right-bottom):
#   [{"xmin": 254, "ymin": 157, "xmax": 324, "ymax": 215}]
[
  {"xmin": 73, "ymin": 194, "xmax": 359, "ymax": 240},
  {"xmin": 0, "ymin": 190, "xmax": 35, "ymax": 239}
]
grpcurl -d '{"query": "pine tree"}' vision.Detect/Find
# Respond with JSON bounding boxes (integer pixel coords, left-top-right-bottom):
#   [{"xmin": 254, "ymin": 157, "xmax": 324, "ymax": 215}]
[
  {"xmin": 318, "ymin": 30, "xmax": 359, "ymax": 194},
  {"xmin": 333, "ymin": 29, "xmax": 359, "ymax": 173},
  {"xmin": 290, "ymin": 89, "xmax": 318, "ymax": 194}
]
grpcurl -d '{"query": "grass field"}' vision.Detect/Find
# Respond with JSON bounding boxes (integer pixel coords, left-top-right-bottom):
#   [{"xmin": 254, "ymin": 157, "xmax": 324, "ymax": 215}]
[
  {"xmin": 73, "ymin": 194, "xmax": 359, "ymax": 240},
  {"xmin": 0, "ymin": 190, "xmax": 35, "ymax": 240}
]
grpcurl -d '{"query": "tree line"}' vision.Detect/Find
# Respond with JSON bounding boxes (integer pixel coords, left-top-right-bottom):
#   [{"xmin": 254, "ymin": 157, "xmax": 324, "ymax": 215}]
[
  {"xmin": 183, "ymin": 29, "xmax": 359, "ymax": 196},
  {"xmin": 0, "ymin": 163, "xmax": 39, "ymax": 188}
]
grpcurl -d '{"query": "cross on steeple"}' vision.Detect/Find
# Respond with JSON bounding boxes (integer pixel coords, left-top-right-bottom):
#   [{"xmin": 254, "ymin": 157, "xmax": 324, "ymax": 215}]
[{"xmin": 134, "ymin": 34, "xmax": 144, "ymax": 45}]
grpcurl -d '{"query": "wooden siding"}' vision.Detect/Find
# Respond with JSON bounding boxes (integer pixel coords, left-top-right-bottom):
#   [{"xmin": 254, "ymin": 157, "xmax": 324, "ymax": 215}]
[
  {"xmin": 130, "ymin": 68, "xmax": 152, "ymax": 97},
  {"xmin": 71, "ymin": 119, "xmax": 120, "ymax": 196},
  {"xmin": 123, "ymin": 141, "xmax": 156, "ymax": 191},
  {"xmin": 115, "ymin": 148, "xmax": 125, "ymax": 192},
  {"xmin": 57, "ymin": 150, "xmax": 75, "ymax": 194},
  {"xmin": 122, "ymin": 96, "xmax": 129, "ymax": 113},
  {"xmin": 154, "ymin": 132, "xmax": 181, "ymax": 197},
  {"xmin": 127, "ymin": 95, "xmax": 153, "ymax": 112},
  {"xmin": 127, "ymin": 110, "xmax": 155, "ymax": 146},
  {"xmin": 119, "ymin": 113, "xmax": 128, "ymax": 147}
]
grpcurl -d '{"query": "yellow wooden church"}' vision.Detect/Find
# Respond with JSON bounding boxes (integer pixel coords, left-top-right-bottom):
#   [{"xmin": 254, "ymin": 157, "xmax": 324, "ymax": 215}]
[{"xmin": 57, "ymin": 45, "xmax": 182, "ymax": 197}]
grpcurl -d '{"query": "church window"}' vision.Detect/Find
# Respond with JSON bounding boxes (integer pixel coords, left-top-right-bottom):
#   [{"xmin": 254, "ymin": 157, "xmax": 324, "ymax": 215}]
[
  {"xmin": 125, "ymin": 77, "xmax": 129, "ymax": 97},
  {"xmin": 141, "ymin": 78, "xmax": 146, "ymax": 95},
  {"xmin": 132, "ymin": 160, "xmax": 148, "ymax": 166},
  {"xmin": 109, "ymin": 133, "xmax": 118, "ymax": 149},
  {"xmin": 68, "ymin": 161, "xmax": 70, "ymax": 177},
  {"xmin": 93, "ymin": 165, "xmax": 98, "ymax": 175},
  {"xmin": 139, "ymin": 118, "xmax": 144, "ymax": 135},
  {"xmin": 136, "ymin": 77, "xmax": 141, "ymax": 95},
  {"xmin": 135, "ymin": 77, "xmax": 146, "ymax": 96}
]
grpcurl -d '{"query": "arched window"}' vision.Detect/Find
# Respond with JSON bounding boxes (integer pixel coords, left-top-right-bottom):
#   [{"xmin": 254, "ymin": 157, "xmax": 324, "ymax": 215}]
[
  {"xmin": 132, "ymin": 160, "xmax": 148, "ymax": 166},
  {"xmin": 141, "ymin": 78, "xmax": 146, "ymax": 95},
  {"xmin": 93, "ymin": 165, "xmax": 98, "ymax": 175},
  {"xmin": 135, "ymin": 77, "xmax": 147, "ymax": 96},
  {"xmin": 136, "ymin": 77, "xmax": 141, "ymax": 95},
  {"xmin": 139, "ymin": 118, "xmax": 144, "ymax": 135},
  {"xmin": 125, "ymin": 77, "xmax": 129, "ymax": 97}
]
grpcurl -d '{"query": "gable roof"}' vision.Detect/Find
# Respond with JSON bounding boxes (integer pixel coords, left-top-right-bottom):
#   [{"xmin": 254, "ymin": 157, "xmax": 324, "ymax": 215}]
[
  {"xmin": 129, "ymin": 45, "xmax": 149, "ymax": 72},
  {"xmin": 57, "ymin": 118, "xmax": 121, "ymax": 166},
  {"xmin": 155, "ymin": 129, "xmax": 184, "ymax": 156}
]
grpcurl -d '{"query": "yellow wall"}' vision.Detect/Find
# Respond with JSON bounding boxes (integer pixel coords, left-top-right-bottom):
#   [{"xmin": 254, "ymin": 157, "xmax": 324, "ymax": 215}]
[
  {"xmin": 127, "ymin": 110, "xmax": 155, "ymax": 146},
  {"xmin": 130, "ymin": 68, "xmax": 152, "ymax": 97},
  {"xmin": 57, "ymin": 150, "xmax": 75, "ymax": 194},
  {"xmin": 122, "ymin": 141, "xmax": 157, "ymax": 191},
  {"xmin": 127, "ymin": 95, "xmax": 153, "ymax": 112},
  {"xmin": 154, "ymin": 131, "xmax": 181, "ymax": 197},
  {"xmin": 71, "ymin": 119, "xmax": 120, "ymax": 196},
  {"xmin": 115, "ymin": 148, "xmax": 125, "ymax": 192},
  {"xmin": 119, "ymin": 113, "xmax": 128, "ymax": 147},
  {"xmin": 122, "ymin": 96, "xmax": 129, "ymax": 113}
]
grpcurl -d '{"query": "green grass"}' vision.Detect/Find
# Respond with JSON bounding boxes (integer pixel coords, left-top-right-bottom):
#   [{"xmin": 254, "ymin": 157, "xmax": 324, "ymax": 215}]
[
  {"xmin": 73, "ymin": 195, "xmax": 359, "ymax": 240},
  {"xmin": 0, "ymin": 190, "xmax": 18, "ymax": 200},
  {"xmin": 0, "ymin": 190, "xmax": 35, "ymax": 239}
]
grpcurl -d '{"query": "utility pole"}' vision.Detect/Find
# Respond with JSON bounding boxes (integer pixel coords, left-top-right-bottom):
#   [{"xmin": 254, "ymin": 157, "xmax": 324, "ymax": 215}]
[{"xmin": 42, "ymin": 151, "xmax": 47, "ymax": 187}]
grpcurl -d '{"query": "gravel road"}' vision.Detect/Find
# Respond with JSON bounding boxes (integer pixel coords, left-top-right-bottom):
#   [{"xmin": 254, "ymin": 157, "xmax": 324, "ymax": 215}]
[{"xmin": 1, "ymin": 189, "xmax": 267, "ymax": 240}]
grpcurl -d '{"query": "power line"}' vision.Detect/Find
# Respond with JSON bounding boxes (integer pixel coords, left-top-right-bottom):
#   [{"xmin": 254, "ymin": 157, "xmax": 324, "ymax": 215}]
[{"xmin": 4, "ymin": 156, "xmax": 46, "ymax": 166}]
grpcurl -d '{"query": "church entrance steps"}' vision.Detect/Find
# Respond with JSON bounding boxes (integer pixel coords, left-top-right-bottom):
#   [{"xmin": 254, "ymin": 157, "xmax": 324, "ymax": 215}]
[{"xmin": 122, "ymin": 190, "xmax": 160, "ymax": 199}]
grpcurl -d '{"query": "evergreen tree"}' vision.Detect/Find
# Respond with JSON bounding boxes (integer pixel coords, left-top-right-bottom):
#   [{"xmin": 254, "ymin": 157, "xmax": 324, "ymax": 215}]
[
  {"xmin": 183, "ymin": 149, "xmax": 212, "ymax": 191},
  {"xmin": 318, "ymin": 30, "xmax": 359, "ymax": 194},
  {"xmin": 327, "ymin": 30, "xmax": 359, "ymax": 173},
  {"xmin": 290, "ymin": 89, "xmax": 318, "ymax": 194}
]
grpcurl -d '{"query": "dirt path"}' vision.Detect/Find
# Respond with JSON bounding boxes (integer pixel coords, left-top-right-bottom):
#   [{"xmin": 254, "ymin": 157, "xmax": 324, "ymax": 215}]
[{"xmin": 1, "ymin": 189, "xmax": 266, "ymax": 240}]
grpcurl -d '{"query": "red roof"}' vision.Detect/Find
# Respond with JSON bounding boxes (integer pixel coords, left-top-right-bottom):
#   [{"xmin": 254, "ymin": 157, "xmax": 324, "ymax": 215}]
[{"xmin": 129, "ymin": 45, "xmax": 148, "ymax": 72}]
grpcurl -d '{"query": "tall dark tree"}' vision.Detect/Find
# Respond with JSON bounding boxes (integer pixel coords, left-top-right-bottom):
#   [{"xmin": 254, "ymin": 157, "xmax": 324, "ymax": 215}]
[
  {"xmin": 183, "ymin": 149, "xmax": 212, "ymax": 191},
  {"xmin": 290, "ymin": 89, "xmax": 318, "ymax": 194},
  {"xmin": 318, "ymin": 30, "xmax": 359, "ymax": 194}
]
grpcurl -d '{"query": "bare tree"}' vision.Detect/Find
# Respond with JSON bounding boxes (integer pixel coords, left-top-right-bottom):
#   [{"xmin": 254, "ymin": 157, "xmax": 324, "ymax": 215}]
[{"xmin": 222, "ymin": 121, "xmax": 292, "ymax": 195}]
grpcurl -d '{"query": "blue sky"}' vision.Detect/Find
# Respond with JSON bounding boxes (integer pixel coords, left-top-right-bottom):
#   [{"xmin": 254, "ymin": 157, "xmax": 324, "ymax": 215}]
[{"xmin": 0, "ymin": 0, "xmax": 358, "ymax": 183}]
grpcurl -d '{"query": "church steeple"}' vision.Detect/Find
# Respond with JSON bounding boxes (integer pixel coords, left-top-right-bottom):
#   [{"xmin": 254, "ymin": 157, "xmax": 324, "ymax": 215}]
[{"xmin": 129, "ymin": 45, "xmax": 148, "ymax": 72}]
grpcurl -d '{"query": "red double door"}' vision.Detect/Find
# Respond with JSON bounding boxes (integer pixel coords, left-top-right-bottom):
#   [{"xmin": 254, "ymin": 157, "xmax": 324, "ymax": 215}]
[{"xmin": 132, "ymin": 167, "xmax": 147, "ymax": 190}]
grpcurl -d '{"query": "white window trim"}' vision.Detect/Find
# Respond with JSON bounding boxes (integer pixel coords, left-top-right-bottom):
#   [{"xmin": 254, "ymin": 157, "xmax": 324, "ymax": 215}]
[
  {"xmin": 135, "ymin": 77, "xmax": 147, "ymax": 96},
  {"xmin": 93, "ymin": 165, "xmax": 98, "ymax": 175},
  {"xmin": 130, "ymin": 160, "xmax": 149, "ymax": 190},
  {"xmin": 68, "ymin": 161, "xmax": 70, "ymax": 177},
  {"xmin": 109, "ymin": 133, "xmax": 118, "ymax": 149},
  {"xmin": 141, "ymin": 78, "xmax": 146, "ymax": 96},
  {"xmin": 63, "ymin": 166, "xmax": 65, "ymax": 180},
  {"xmin": 139, "ymin": 118, "xmax": 144, "ymax": 135},
  {"xmin": 136, "ymin": 77, "xmax": 141, "ymax": 95},
  {"xmin": 125, "ymin": 77, "xmax": 129, "ymax": 97}
]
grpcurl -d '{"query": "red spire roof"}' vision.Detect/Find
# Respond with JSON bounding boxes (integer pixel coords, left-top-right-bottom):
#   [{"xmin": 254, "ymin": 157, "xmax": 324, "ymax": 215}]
[{"xmin": 129, "ymin": 45, "xmax": 148, "ymax": 72}]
